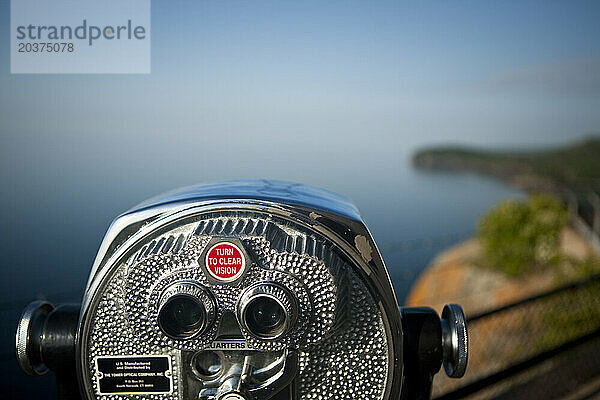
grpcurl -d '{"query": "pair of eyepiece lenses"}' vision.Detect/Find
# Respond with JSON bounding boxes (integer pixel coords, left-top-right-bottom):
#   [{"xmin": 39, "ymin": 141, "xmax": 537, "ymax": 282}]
[
  {"xmin": 158, "ymin": 282, "xmax": 296, "ymax": 340},
  {"xmin": 159, "ymin": 294, "xmax": 206, "ymax": 339}
]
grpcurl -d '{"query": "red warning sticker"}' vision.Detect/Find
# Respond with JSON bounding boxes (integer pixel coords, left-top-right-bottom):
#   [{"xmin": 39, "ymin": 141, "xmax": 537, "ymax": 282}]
[{"xmin": 205, "ymin": 242, "xmax": 246, "ymax": 282}]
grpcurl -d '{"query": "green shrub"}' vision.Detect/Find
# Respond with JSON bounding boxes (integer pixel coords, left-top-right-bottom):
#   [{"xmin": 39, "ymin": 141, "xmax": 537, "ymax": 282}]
[{"xmin": 478, "ymin": 194, "xmax": 568, "ymax": 276}]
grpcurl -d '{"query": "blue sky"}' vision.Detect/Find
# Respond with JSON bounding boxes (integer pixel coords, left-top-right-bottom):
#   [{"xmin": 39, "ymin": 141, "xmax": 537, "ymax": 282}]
[{"xmin": 1, "ymin": 0, "xmax": 599, "ymax": 199}]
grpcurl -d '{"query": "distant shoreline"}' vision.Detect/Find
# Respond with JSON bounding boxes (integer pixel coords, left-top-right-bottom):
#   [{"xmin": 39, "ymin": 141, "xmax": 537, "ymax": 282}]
[
  {"xmin": 411, "ymin": 136, "xmax": 600, "ymax": 259},
  {"xmin": 412, "ymin": 151, "xmax": 558, "ymax": 194},
  {"xmin": 411, "ymin": 137, "xmax": 600, "ymax": 195}
]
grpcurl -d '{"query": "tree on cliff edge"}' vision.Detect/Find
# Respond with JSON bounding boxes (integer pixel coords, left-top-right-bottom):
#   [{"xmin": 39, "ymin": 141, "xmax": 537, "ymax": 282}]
[{"xmin": 478, "ymin": 194, "xmax": 568, "ymax": 276}]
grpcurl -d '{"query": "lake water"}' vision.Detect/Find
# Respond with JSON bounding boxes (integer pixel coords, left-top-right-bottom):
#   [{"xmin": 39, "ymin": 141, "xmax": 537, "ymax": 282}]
[{"xmin": 0, "ymin": 155, "xmax": 523, "ymax": 398}]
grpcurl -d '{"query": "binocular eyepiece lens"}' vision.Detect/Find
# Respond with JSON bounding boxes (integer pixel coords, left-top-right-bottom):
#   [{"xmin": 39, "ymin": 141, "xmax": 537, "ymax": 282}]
[
  {"xmin": 238, "ymin": 283, "xmax": 297, "ymax": 340},
  {"xmin": 157, "ymin": 282, "xmax": 216, "ymax": 340},
  {"xmin": 244, "ymin": 296, "xmax": 286, "ymax": 337},
  {"xmin": 159, "ymin": 294, "xmax": 206, "ymax": 339}
]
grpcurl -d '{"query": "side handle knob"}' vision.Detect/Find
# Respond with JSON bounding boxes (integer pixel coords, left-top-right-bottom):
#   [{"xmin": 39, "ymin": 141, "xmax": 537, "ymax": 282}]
[
  {"xmin": 16, "ymin": 300, "xmax": 55, "ymax": 375},
  {"xmin": 16, "ymin": 300, "xmax": 82, "ymax": 400},
  {"xmin": 440, "ymin": 304, "xmax": 468, "ymax": 378}
]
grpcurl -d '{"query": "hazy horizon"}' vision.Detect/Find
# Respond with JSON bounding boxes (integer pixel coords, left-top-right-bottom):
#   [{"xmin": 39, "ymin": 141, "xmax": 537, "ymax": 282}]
[{"xmin": 1, "ymin": 0, "xmax": 599, "ymax": 292}]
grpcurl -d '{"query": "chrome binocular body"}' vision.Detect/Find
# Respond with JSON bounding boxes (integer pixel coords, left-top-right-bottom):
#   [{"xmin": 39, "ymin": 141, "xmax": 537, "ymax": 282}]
[{"xmin": 17, "ymin": 180, "xmax": 467, "ymax": 400}]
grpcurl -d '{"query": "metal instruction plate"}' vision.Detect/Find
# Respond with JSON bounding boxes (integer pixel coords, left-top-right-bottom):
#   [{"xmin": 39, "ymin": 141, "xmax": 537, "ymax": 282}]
[{"xmin": 96, "ymin": 355, "xmax": 172, "ymax": 394}]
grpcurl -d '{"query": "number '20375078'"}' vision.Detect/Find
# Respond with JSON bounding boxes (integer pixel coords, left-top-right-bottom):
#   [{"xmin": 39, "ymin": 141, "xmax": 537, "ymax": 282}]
[{"xmin": 18, "ymin": 42, "xmax": 74, "ymax": 52}]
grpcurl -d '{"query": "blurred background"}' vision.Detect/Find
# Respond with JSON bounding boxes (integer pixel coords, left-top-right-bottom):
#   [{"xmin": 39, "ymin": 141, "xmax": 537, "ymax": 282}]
[{"xmin": 1, "ymin": 1, "xmax": 600, "ymax": 399}]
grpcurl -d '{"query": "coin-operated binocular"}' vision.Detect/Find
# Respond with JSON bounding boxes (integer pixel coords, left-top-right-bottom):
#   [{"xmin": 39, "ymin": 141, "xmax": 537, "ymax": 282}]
[{"xmin": 16, "ymin": 181, "xmax": 467, "ymax": 400}]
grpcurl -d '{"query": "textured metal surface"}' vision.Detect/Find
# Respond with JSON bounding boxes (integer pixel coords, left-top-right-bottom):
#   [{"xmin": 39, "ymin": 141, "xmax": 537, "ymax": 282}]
[
  {"xmin": 296, "ymin": 272, "xmax": 389, "ymax": 399},
  {"xmin": 82, "ymin": 211, "xmax": 390, "ymax": 399}
]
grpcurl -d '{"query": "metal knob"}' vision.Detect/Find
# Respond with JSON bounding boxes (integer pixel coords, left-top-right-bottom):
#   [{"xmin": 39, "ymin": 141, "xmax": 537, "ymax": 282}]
[
  {"xmin": 16, "ymin": 300, "xmax": 55, "ymax": 375},
  {"xmin": 440, "ymin": 304, "xmax": 468, "ymax": 378}
]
